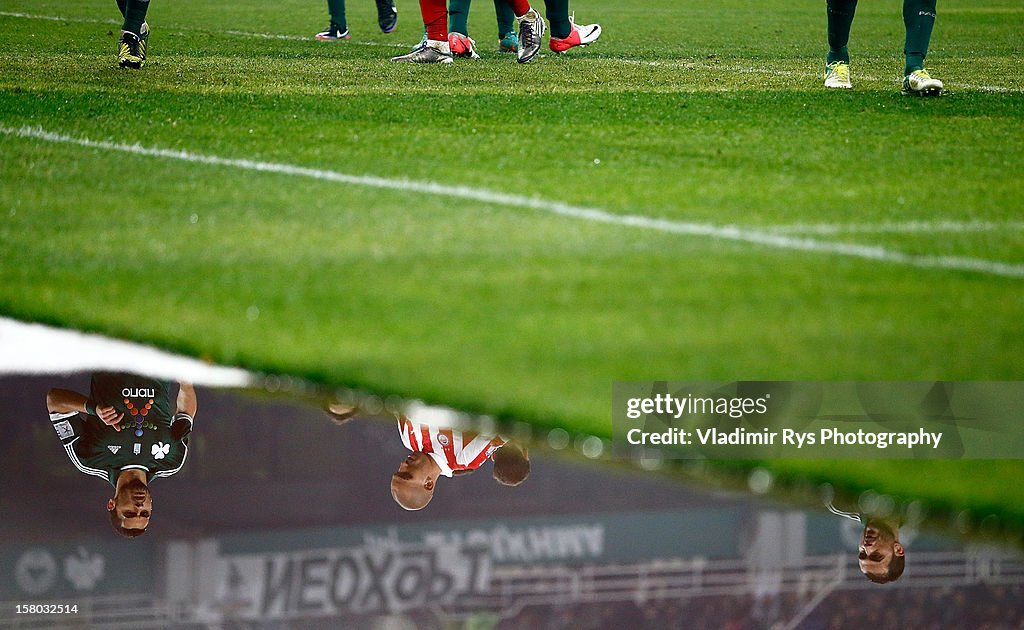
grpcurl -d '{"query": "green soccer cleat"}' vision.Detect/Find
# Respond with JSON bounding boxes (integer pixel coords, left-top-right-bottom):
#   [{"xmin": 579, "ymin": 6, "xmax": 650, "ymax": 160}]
[
  {"xmin": 902, "ymin": 69, "xmax": 944, "ymax": 96},
  {"xmin": 824, "ymin": 61, "xmax": 852, "ymax": 89},
  {"xmin": 499, "ymin": 31, "xmax": 519, "ymax": 53}
]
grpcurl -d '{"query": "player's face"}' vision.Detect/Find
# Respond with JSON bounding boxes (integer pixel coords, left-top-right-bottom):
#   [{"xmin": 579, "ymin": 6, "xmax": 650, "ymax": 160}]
[
  {"xmin": 858, "ymin": 523, "xmax": 902, "ymax": 578},
  {"xmin": 394, "ymin": 451, "xmax": 432, "ymax": 483},
  {"xmin": 114, "ymin": 480, "xmax": 153, "ymax": 530}
]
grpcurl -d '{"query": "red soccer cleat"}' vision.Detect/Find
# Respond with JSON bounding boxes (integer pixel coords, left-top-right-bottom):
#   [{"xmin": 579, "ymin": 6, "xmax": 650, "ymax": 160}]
[{"xmin": 549, "ymin": 15, "xmax": 601, "ymax": 53}]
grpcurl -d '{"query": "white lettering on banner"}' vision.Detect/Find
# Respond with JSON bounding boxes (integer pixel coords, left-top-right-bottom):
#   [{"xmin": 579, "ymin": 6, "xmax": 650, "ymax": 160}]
[
  {"xmin": 214, "ymin": 544, "xmax": 490, "ymax": 619},
  {"xmin": 426, "ymin": 524, "xmax": 605, "ymax": 564}
]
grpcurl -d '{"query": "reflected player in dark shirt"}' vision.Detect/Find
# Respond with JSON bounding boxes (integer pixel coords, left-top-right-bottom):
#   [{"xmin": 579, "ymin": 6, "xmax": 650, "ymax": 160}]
[
  {"xmin": 828, "ymin": 502, "xmax": 905, "ymax": 583},
  {"xmin": 46, "ymin": 373, "xmax": 197, "ymax": 538}
]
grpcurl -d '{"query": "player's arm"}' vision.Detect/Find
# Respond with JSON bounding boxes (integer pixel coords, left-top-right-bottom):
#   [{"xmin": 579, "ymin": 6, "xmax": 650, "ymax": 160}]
[
  {"xmin": 46, "ymin": 388, "xmax": 89, "ymax": 414},
  {"xmin": 171, "ymin": 382, "xmax": 197, "ymax": 442},
  {"xmin": 46, "ymin": 388, "xmax": 123, "ymax": 430},
  {"xmin": 176, "ymin": 382, "xmax": 197, "ymax": 417}
]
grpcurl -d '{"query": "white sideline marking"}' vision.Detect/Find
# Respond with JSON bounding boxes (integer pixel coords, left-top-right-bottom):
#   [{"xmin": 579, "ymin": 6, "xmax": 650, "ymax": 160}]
[
  {"xmin": 768, "ymin": 220, "xmax": 1024, "ymax": 235},
  {"xmin": 0, "ymin": 317, "xmax": 254, "ymax": 385},
  {"xmin": 3, "ymin": 124, "xmax": 1022, "ymax": 279},
  {"xmin": 603, "ymin": 59, "xmax": 1020, "ymax": 94},
  {"xmin": 0, "ymin": 11, "xmax": 406, "ymax": 49},
  {"xmin": 225, "ymin": 30, "xmax": 406, "ymax": 48},
  {"xmin": 4, "ymin": 11, "xmax": 1021, "ymax": 92}
]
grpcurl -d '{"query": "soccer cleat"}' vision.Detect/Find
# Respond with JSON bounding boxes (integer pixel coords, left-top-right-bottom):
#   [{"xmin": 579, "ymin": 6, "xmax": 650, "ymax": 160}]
[
  {"xmin": 391, "ymin": 40, "xmax": 453, "ymax": 64},
  {"xmin": 376, "ymin": 0, "xmax": 398, "ymax": 34},
  {"xmin": 548, "ymin": 14, "xmax": 601, "ymax": 53},
  {"xmin": 902, "ymin": 69, "xmax": 944, "ymax": 96},
  {"xmin": 117, "ymin": 29, "xmax": 146, "ymax": 69},
  {"xmin": 516, "ymin": 8, "xmax": 545, "ymax": 63},
  {"xmin": 448, "ymin": 32, "xmax": 480, "ymax": 59},
  {"xmin": 315, "ymin": 23, "xmax": 350, "ymax": 40},
  {"xmin": 498, "ymin": 31, "xmax": 519, "ymax": 53},
  {"xmin": 824, "ymin": 61, "xmax": 852, "ymax": 89}
]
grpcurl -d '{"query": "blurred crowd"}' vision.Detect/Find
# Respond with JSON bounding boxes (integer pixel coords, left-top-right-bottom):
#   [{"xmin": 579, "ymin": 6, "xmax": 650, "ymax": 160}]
[
  {"xmin": 496, "ymin": 583, "xmax": 1024, "ymax": 630},
  {"xmin": 187, "ymin": 582, "xmax": 1024, "ymax": 629}
]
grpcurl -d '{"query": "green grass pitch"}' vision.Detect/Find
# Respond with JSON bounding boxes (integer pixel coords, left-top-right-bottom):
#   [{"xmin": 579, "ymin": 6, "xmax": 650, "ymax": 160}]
[{"xmin": 1, "ymin": 0, "xmax": 1023, "ymax": 527}]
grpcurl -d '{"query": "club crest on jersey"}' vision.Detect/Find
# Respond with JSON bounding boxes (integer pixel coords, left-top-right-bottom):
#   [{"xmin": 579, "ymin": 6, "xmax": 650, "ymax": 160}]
[
  {"xmin": 107, "ymin": 445, "xmax": 121, "ymax": 454},
  {"xmin": 152, "ymin": 442, "xmax": 170, "ymax": 459},
  {"xmin": 122, "ymin": 388, "xmax": 156, "ymax": 398},
  {"xmin": 437, "ymin": 434, "xmax": 450, "ymax": 446}
]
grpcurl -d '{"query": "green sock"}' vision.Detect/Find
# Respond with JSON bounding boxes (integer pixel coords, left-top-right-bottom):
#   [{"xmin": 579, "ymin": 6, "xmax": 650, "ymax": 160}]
[
  {"xmin": 903, "ymin": 0, "xmax": 936, "ymax": 75},
  {"xmin": 327, "ymin": 0, "xmax": 347, "ymax": 30},
  {"xmin": 449, "ymin": 0, "xmax": 471, "ymax": 35},
  {"xmin": 494, "ymin": 0, "xmax": 515, "ymax": 38},
  {"xmin": 543, "ymin": 0, "xmax": 571, "ymax": 40},
  {"xmin": 115, "ymin": 0, "xmax": 127, "ymax": 18},
  {"xmin": 826, "ymin": 0, "xmax": 857, "ymax": 64},
  {"xmin": 122, "ymin": 0, "xmax": 149, "ymax": 34}
]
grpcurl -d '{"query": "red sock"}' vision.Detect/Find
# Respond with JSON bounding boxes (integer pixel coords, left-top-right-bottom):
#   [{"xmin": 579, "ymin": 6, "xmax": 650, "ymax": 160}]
[
  {"xmin": 505, "ymin": 0, "xmax": 531, "ymax": 18},
  {"xmin": 420, "ymin": 0, "xmax": 447, "ymax": 41}
]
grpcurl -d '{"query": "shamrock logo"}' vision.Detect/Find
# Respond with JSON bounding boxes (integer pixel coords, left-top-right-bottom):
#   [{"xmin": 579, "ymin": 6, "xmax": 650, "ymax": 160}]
[
  {"xmin": 64, "ymin": 547, "xmax": 104, "ymax": 591},
  {"xmin": 152, "ymin": 442, "xmax": 170, "ymax": 460}
]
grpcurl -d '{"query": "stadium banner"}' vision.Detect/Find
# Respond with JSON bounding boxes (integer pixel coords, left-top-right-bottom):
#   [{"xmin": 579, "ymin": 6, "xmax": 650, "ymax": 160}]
[
  {"xmin": 0, "ymin": 541, "xmax": 153, "ymax": 599},
  {"xmin": 180, "ymin": 510, "xmax": 745, "ymax": 620},
  {"xmin": 612, "ymin": 381, "xmax": 1024, "ymax": 459}
]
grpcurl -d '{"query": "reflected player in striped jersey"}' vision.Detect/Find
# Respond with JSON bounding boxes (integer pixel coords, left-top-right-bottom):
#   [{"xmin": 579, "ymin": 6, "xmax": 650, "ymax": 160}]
[
  {"xmin": 391, "ymin": 415, "xmax": 530, "ymax": 510},
  {"xmin": 46, "ymin": 373, "xmax": 197, "ymax": 538}
]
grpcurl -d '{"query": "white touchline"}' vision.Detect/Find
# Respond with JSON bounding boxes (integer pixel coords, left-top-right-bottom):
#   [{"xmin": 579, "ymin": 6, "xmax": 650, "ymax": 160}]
[
  {"xmin": 0, "ymin": 11, "xmax": 405, "ymax": 49},
  {"xmin": 4, "ymin": 11, "xmax": 1021, "ymax": 92},
  {"xmin": 3, "ymin": 124, "xmax": 1023, "ymax": 279},
  {"xmin": 767, "ymin": 220, "xmax": 1024, "ymax": 235},
  {"xmin": 0, "ymin": 317, "xmax": 254, "ymax": 385}
]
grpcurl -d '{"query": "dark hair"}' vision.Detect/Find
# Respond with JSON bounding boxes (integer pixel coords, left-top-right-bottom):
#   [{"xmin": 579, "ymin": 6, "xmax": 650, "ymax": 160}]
[
  {"xmin": 492, "ymin": 445, "xmax": 530, "ymax": 487},
  {"xmin": 866, "ymin": 554, "xmax": 905, "ymax": 584},
  {"xmin": 109, "ymin": 508, "xmax": 146, "ymax": 538}
]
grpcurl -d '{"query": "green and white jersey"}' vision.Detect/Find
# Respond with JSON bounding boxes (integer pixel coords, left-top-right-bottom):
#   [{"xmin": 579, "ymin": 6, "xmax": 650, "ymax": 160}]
[
  {"xmin": 49, "ymin": 373, "xmax": 194, "ymax": 487},
  {"xmin": 826, "ymin": 502, "xmax": 863, "ymax": 524}
]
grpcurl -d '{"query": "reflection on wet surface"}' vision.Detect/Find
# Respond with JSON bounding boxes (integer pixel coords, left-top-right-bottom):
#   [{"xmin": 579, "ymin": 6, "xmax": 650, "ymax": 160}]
[{"xmin": 1, "ymin": 373, "xmax": 1023, "ymax": 628}]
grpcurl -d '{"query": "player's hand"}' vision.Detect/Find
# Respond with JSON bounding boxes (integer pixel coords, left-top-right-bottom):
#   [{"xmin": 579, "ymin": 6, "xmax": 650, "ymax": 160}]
[{"xmin": 96, "ymin": 405, "xmax": 124, "ymax": 430}]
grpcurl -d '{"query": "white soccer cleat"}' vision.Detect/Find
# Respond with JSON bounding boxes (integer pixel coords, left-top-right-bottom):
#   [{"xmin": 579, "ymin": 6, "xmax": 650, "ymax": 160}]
[
  {"xmin": 902, "ymin": 69, "xmax": 944, "ymax": 96},
  {"xmin": 391, "ymin": 39, "xmax": 454, "ymax": 64},
  {"xmin": 824, "ymin": 61, "xmax": 852, "ymax": 89},
  {"xmin": 516, "ymin": 8, "xmax": 545, "ymax": 64}
]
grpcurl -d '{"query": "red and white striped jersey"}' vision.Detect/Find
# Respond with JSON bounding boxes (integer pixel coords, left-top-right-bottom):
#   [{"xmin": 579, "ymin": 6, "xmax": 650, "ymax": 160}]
[{"xmin": 398, "ymin": 416, "xmax": 506, "ymax": 477}]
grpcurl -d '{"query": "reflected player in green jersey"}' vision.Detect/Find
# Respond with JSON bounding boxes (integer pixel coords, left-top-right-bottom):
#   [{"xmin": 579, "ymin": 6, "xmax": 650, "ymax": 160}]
[{"xmin": 47, "ymin": 373, "xmax": 197, "ymax": 538}]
